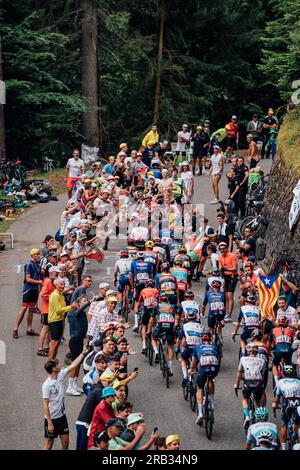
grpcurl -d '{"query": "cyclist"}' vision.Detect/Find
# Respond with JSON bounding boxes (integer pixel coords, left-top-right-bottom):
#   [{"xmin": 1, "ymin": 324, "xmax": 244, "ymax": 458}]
[
  {"xmin": 272, "ymin": 365, "xmax": 300, "ymax": 450},
  {"xmin": 205, "ymin": 270, "xmax": 225, "ymax": 293},
  {"xmin": 234, "ymin": 343, "xmax": 266, "ymax": 429},
  {"xmin": 153, "ymin": 237, "xmax": 167, "ymax": 264},
  {"xmin": 155, "ymin": 263, "xmax": 179, "ymax": 307},
  {"xmin": 170, "ymin": 257, "xmax": 188, "ymax": 302},
  {"xmin": 135, "ymin": 280, "xmax": 159, "ymax": 354},
  {"xmin": 250, "ymin": 328, "xmax": 270, "ymax": 404},
  {"xmin": 114, "ymin": 249, "xmax": 132, "ymax": 314},
  {"xmin": 143, "ymin": 240, "xmax": 158, "ymax": 276},
  {"xmin": 251, "ymin": 431, "xmax": 276, "ymax": 451},
  {"xmin": 190, "ymin": 332, "xmax": 220, "ymax": 426},
  {"xmin": 268, "ymin": 316, "xmax": 295, "ymax": 388},
  {"xmin": 180, "ymin": 310, "xmax": 204, "ymax": 387},
  {"xmin": 126, "ymin": 238, "xmax": 138, "ymax": 260},
  {"xmin": 174, "ymin": 245, "xmax": 192, "ymax": 287},
  {"xmin": 202, "ymin": 279, "xmax": 226, "ymax": 335},
  {"xmin": 152, "ymin": 293, "xmax": 179, "ymax": 375},
  {"xmin": 245, "ymin": 407, "xmax": 279, "ymax": 450},
  {"xmin": 179, "ymin": 290, "xmax": 201, "ymax": 323},
  {"xmin": 168, "ymin": 239, "xmax": 182, "ymax": 265},
  {"xmin": 130, "ymin": 251, "xmax": 153, "ymax": 333},
  {"xmin": 232, "ymin": 292, "xmax": 261, "ymax": 356}
]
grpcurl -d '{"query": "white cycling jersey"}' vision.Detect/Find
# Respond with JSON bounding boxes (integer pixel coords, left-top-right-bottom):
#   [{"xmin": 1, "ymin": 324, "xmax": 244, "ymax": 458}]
[
  {"xmin": 115, "ymin": 258, "xmax": 132, "ymax": 276},
  {"xmin": 181, "ymin": 300, "xmax": 201, "ymax": 322},
  {"xmin": 276, "ymin": 378, "xmax": 300, "ymax": 399},
  {"xmin": 246, "ymin": 422, "xmax": 278, "ymax": 448},
  {"xmin": 238, "ymin": 356, "xmax": 265, "ymax": 382},
  {"xmin": 183, "ymin": 321, "xmax": 204, "ymax": 346},
  {"xmin": 239, "ymin": 305, "xmax": 260, "ymax": 328}
]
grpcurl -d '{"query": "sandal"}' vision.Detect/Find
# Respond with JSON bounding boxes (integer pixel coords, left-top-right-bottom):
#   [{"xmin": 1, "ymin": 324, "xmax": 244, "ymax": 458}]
[
  {"xmin": 26, "ymin": 330, "xmax": 39, "ymax": 336},
  {"xmin": 43, "ymin": 348, "xmax": 49, "ymax": 353},
  {"xmin": 13, "ymin": 329, "xmax": 19, "ymax": 339},
  {"xmin": 37, "ymin": 349, "xmax": 48, "ymax": 356}
]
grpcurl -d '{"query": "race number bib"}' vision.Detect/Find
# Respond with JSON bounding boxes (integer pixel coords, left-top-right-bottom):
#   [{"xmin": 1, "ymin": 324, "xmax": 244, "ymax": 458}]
[
  {"xmin": 199, "ymin": 355, "xmax": 219, "ymax": 366},
  {"xmin": 187, "ymin": 335, "xmax": 200, "ymax": 346},
  {"xmin": 159, "ymin": 313, "xmax": 174, "ymax": 323},
  {"xmin": 144, "ymin": 297, "xmax": 158, "ymax": 307},
  {"xmin": 211, "ymin": 302, "xmax": 224, "ymax": 311},
  {"xmin": 244, "ymin": 368, "xmax": 261, "ymax": 381},
  {"xmin": 137, "ymin": 272, "xmax": 149, "ymax": 281},
  {"xmin": 161, "ymin": 282, "xmax": 175, "ymax": 290}
]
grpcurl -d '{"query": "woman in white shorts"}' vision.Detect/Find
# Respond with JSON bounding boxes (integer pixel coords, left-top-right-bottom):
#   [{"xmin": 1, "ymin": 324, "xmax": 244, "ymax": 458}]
[{"xmin": 206, "ymin": 145, "xmax": 224, "ymax": 204}]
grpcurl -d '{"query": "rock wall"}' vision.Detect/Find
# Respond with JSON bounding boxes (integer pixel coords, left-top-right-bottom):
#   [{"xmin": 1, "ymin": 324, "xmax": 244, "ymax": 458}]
[{"xmin": 263, "ymin": 158, "xmax": 300, "ymax": 262}]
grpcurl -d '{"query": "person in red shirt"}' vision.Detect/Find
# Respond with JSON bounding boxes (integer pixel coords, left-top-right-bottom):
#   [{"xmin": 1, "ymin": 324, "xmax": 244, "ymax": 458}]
[
  {"xmin": 135, "ymin": 280, "xmax": 159, "ymax": 354},
  {"xmin": 37, "ymin": 267, "xmax": 59, "ymax": 356},
  {"xmin": 267, "ymin": 317, "xmax": 295, "ymax": 386},
  {"xmin": 87, "ymin": 387, "xmax": 116, "ymax": 448},
  {"xmin": 225, "ymin": 115, "xmax": 239, "ymax": 161}
]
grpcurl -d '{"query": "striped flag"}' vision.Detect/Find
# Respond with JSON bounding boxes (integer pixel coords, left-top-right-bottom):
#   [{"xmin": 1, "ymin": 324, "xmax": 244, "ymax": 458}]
[
  {"xmin": 85, "ymin": 244, "xmax": 105, "ymax": 263},
  {"xmin": 256, "ymin": 274, "xmax": 281, "ymax": 319}
]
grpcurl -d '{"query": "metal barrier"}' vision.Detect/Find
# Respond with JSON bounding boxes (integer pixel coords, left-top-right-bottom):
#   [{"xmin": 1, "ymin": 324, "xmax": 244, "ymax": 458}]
[{"xmin": 0, "ymin": 232, "xmax": 14, "ymax": 249}]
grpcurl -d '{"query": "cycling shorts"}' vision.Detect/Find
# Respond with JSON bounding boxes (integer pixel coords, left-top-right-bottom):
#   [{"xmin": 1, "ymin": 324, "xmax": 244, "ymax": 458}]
[
  {"xmin": 242, "ymin": 381, "xmax": 264, "ymax": 402},
  {"xmin": 152, "ymin": 325, "xmax": 175, "ymax": 345},
  {"xmin": 223, "ymin": 275, "xmax": 238, "ymax": 293},
  {"xmin": 272, "ymin": 345, "xmax": 293, "ymax": 366},
  {"xmin": 241, "ymin": 327, "xmax": 257, "ymax": 341},
  {"xmin": 134, "ymin": 282, "xmax": 147, "ymax": 302},
  {"xmin": 196, "ymin": 366, "xmax": 219, "ymax": 388},
  {"xmin": 207, "ymin": 311, "xmax": 225, "ymax": 329},
  {"xmin": 181, "ymin": 344, "xmax": 195, "ymax": 360},
  {"xmin": 161, "ymin": 292, "xmax": 178, "ymax": 306},
  {"xmin": 281, "ymin": 399, "xmax": 300, "ymax": 426},
  {"xmin": 141, "ymin": 307, "xmax": 156, "ymax": 326},
  {"xmin": 117, "ymin": 275, "xmax": 130, "ymax": 293}
]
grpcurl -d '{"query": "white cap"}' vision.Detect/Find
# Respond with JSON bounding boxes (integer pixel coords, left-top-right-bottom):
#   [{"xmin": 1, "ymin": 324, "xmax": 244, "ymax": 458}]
[
  {"xmin": 99, "ymin": 282, "xmax": 110, "ymax": 289},
  {"xmin": 125, "ymin": 157, "xmax": 133, "ymax": 164},
  {"xmin": 162, "ymin": 168, "xmax": 168, "ymax": 173},
  {"xmin": 182, "ymin": 124, "xmax": 188, "ymax": 128},
  {"xmin": 180, "ymin": 161, "xmax": 189, "ymax": 166},
  {"xmin": 106, "ymin": 289, "xmax": 117, "ymax": 296},
  {"xmin": 57, "ymin": 263, "xmax": 67, "ymax": 270},
  {"xmin": 49, "ymin": 266, "xmax": 60, "ymax": 273},
  {"xmin": 232, "ymin": 115, "xmax": 237, "ymax": 119}
]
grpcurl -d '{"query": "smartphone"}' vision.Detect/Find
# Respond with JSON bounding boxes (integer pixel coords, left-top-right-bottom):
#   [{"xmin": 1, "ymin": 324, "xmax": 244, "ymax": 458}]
[
  {"xmin": 134, "ymin": 367, "xmax": 139, "ymax": 372},
  {"xmin": 153, "ymin": 427, "xmax": 158, "ymax": 433}
]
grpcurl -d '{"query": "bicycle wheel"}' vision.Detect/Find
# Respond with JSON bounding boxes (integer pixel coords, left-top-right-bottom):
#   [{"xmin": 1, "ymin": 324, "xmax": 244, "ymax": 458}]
[
  {"xmin": 183, "ymin": 380, "xmax": 189, "ymax": 401},
  {"xmin": 148, "ymin": 343, "xmax": 154, "ymax": 366},
  {"xmin": 205, "ymin": 394, "xmax": 214, "ymax": 439},
  {"xmin": 239, "ymin": 216, "xmax": 255, "ymax": 234},
  {"xmin": 158, "ymin": 341, "xmax": 165, "ymax": 375},
  {"xmin": 190, "ymin": 376, "xmax": 197, "ymax": 412}
]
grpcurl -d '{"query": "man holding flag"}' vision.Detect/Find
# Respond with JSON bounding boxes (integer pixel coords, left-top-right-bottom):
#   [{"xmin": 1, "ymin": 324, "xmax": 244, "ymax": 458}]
[{"xmin": 256, "ymin": 273, "xmax": 282, "ymax": 338}]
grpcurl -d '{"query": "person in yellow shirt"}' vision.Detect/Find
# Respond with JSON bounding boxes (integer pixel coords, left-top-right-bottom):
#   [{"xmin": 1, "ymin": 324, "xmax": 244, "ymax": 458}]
[
  {"xmin": 48, "ymin": 278, "xmax": 79, "ymax": 359},
  {"xmin": 142, "ymin": 124, "xmax": 159, "ymax": 148}
]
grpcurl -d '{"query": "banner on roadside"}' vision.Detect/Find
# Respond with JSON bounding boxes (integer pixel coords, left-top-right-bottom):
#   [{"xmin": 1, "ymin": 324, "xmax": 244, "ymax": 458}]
[
  {"xmin": 81, "ymin": 144, "xmax": 99, "ymax": 165},
  {"xmin": 289, "ymin": 179, "xmax": 300, "ymax": 230}
]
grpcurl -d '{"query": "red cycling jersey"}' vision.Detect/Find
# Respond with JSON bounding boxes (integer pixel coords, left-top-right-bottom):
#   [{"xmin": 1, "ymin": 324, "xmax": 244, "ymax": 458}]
[{"xmin": 138, "ymin": 287, "xmax": 159, "ymax": 308}]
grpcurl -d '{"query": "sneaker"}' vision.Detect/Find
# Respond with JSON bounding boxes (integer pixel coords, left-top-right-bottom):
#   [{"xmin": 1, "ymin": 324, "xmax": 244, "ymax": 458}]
[
  {"xmin": 224, "ymin": 314, "xmax": 232, "ymax": 323},
  {"xmin": 132, "ymin": 326, "xmax": 139, "ymax": 333},
  {"xmin": 154, "ymin": 353, "xmax": 159, "ymax": 364},
  {"xmin": 141, "ymin": 348, "xmax": 146, "ymax": 355},
  {"xmin": 182, "ymin": 378, "xmax": 188, "ymax": 387},
  {"xmin": 210, "ymin": 199, "xmax": 219, "ymax": 204},
  {"xmin": 66, "ymin": 387, "xmax": 81, "ymax": 396},
  {"xmin": 243, "ymin": 416, "xmax": 250, "ymax": 429},
  {"xmin": 195, "ymin": 414, "xmax": 203, "ymax": 426}
]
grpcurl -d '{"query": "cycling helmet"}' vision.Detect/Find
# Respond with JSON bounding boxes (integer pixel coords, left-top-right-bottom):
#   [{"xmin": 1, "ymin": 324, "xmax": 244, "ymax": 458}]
[
  {"xmin": 145, "ymin": 279, "xmax": 154, "ymax": 287},
  {"xmin": 127, "ymin": 238, "xmax": 134, "ymax": 245},
  {"xmin": 161, "ymin": 262, "xmax": 170, "ymax": 272},
  {"xmin": 224, "ymin": 199, "xmax": 235, "ymax": 210},
  {"xmin": 254, "ymin": 407, "xmax": 269, "ymax": 422},
  {"xmin": 174, "ymin": 258, "xmax": 183, "ymax": 266},
  {"xmin": 153, "ymin": 238, "xmax": 161, "ymax": 245},
  {"xmin": 256, "ymin": 430, "xmax": 273, "ymax": 445},
  {"xmin": 211, "ymin": 280, "xmax": 221, "ymax": 289},
  {"xmin": 159, "ymin": 293, "xmax": 169, "ymax": 302},
  {"xmin": 184, "ymin": 290, "xmax": 194, "ymax": 299},
  {"xmin": 282, "ymin": 365, "xmax": 295, "ymax": 377},
  {"xmin": 246, "ymin": 343, "xmax": 258, "ymax": 354},
  {"xmin": 145, "ymin": 240, "xmax": 154, "ymax": 249},
  {"xmin": 120, "ymin": 249, "xmax": 129, "ymax": 257},
  {"xmin": 246, "ymin": 292, "xmax": 257, "ymax": 304},
  {"xmin": 251, "ymin": 328, "xmax": 263, "ymax": 341},
  {"xmin": 136, "ymin": 251, "xmax": 145, "ymax": 259},
  {"xmin": 201, "ymin": 332, "xmax": 212, "ymax": 343},
  {"xmin": 178, "ymin": 245, "xmax": 187, "ymax": 254},
  {"xmin": 187, "ymin": 311, "xmax": 196, "ymax": 320},
  {"xmin": 277, "ymin": 315, "xmax": 289, "ymax": 327}
]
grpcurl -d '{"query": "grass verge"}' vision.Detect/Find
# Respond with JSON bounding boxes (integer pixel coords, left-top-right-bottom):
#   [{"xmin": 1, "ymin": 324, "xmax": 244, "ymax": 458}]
[{"xmin": 277, "ymin": 106, "xmax": 300, "ymax": 171}]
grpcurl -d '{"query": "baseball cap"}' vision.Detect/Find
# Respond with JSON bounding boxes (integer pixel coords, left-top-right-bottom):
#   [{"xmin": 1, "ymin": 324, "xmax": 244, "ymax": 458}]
[
  {"xmin": 60, "ymin": 252, "xmax": 68, "ymax": 257},
  {"xmin": 127, "ymin": 413, "xmax": 144, "ymax": 426},
  {"xmin": 213, "ymin": 145, "xmax": 220, "ymax": 150},
  {"xmin": 106, "ymin": 289, "xmax": 117, "ymax": 297},
  {"xmin": 48, "ymin": 251, "xmax": 58, "ymax": 257},
  {"xmin": 100, "ymin": 373, "xmax": 115, "ymax": 382},
  {"xmin": 119, "ymin": 143, "xmax": 127, "ymax": 150},
  {"xmin": 101, "ymin": 387, "xmax": 116, "ymax": 398},
  {"xmin": 94, "ymin": 431, "xmax": 109, "ymax": 444},
  {"xmin": 104, "ymin": 418, "xmax": 123, "ymax": 429},
  {"xmin": 196, "ymin": 125, "xmax": 202, "ymax": 130},
  {"xmin": 232, "ymin": 115, "xmax": 237, "ymax": 120},
  {"xmin": 166, "ymin": 434, "xmax": 180, "ymax": 446},
  {"xmin": 182, "ymin": 123, "xmax": 188, "ymax": 128},
  {"xmin": 49, "ymin": 266, "xmax": 60, "ymax": 273},
  {"xmin": 162, "ymin": 168, "xmax": 168, "ymax": 173},
  {"xmin": 107, "ymin": 296, "xmax": 118, "ymax": 303},
  {"xmin": 180, "ymin": 161, "xmax": 189, "ymax": 166},
  {"xmin": 91, "ymin": 183, "xmax": 97, "ymax": 188},
  {"xmin": 65, "ymin": 242, "xmax": 73, "ymax": 249},
  {"xmin": 30, "ymin": 248, "xmax": 40, "ymax": 255},
  {"xmin": 113, "ymin": 380, "xmax": 127, "ymax": 390},
  {"xmin": 91, "ymin": 162, "xmax": 97, "ymax": 167},
  {"xmin": 218, "ymin": 242, "xmax": 228, "ymax": 248},
  {"xmin": 99, "ymin": 282, "xmax": 110, "ymax": 289},
  {"xmin": 117, "ymin": 337, "xmax": 128, "ymax": 345}
]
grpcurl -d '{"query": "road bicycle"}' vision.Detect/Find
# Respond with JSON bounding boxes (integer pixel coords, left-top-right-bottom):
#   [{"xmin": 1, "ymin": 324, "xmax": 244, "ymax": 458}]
[
  {"xmin": 145, "ymin": 331, "xmax": 154, "ymax": 366},
  {"xmin": 239, "ymin": 213, "xmax": 268, "ymax": 239},
  {"xmin": 121, "ymin": 283, "xmax": 131, "ymax": 323},
  {"xmin": 202, "ymin": 377, "xmax": 215, "ymax": 439},
  {"xmin": 158, "ymin": 331, "xmax": 171, "ymax": 388},
  {"xmin": 235, "ymin": 385, "xmax": 258, "ymax": 433},
  {"xmin": 268, "ymin": 250, "xmax": 300, "ymax": 286},
  {"xmin": 273, "ymin": 404, "xmax": 299, "ymax": 450}
]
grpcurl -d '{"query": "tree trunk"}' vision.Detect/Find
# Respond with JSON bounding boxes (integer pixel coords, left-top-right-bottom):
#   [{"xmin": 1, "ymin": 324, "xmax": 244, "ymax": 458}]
[
  {"xmin": 153, "ymin": 5, "xmax": 165, "ymax": 124},
  {"xmin": 0, "ymin": 38, "xmax": 6, "ymax": 163},
  {"xmin": 81, "ymin": 0, "xmax": 100, "ymax": 148}
]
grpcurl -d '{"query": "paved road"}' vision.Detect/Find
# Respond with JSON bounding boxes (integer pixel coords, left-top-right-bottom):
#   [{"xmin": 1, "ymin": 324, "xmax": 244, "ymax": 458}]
[{"xmin": 0, "ymin": 159, "xmax": 274, "ymax": 450}]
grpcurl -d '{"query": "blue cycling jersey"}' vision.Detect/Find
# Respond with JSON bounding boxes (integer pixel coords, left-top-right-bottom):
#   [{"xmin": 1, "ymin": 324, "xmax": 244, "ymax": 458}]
[
  {"xmin": 131, "ymin": 259, "xmax": 153, "ymax": 283},
  {"xmin": 193, "ymin": 343, "xmax": 220, "ymax": 368},
  {"xmin": 203, "ymin": 290, "xmax": 225, "ymax": 315}
]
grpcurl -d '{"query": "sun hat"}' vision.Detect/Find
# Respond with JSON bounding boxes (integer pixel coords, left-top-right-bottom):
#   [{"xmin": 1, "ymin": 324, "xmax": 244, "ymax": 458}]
[
  {"xmin": 101, "ymin": 386, "xmax": 116, "ymax": 398},
  {"xmin": 127, "ymin": 413, "xmax": 144, "ymax": 426},
  {"xmin": 107, "ymin": 296, "xmax": 118, "ymax": 303},
  {"xmin": 113, "ymin": 380, "xmax": 127, "ymax": 390}
]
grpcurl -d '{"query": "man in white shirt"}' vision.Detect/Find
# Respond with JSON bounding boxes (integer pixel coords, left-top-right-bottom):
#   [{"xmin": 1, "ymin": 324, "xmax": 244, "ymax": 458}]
[
  {"xmin": 42, "ymin": 346, "xmax": 89, "ymax": 450},
  {"xmin": 64, "ymin": 149, "xmax": 85, "ymax": 198},
  {"xmin": 276, "ymin": 296, "xmax": 299, "ymax": 329},
  {"xmin": 175, "ymin": 124, "xmax": 191, "ymax": 160}
]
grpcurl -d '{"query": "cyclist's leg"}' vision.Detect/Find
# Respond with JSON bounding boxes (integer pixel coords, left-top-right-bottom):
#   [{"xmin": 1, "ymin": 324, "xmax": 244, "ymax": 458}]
[
  {"xmin": 196, "ymin": 370, "xmax": 206, "ymax": 422},
  {"xmin": 280, "ymin": 406, "xmax": 289, "ymax": 449},
  {"xmin": 151, "ymin": 325, "xmax": 160, "ymax": 362},
  {"xmin": 181, "ymin": 344, "xmax": 190, "ymax": 383},
  {"xmin": 117, "ymin": 277, "xmax": 125, "ymax": 313},
  {"xmin": 141, "ymin": 307, "xmax": 151, "ymax": 352},
  {"xmin": 242, "ymin": 383, "xmax": 251, "ymax": 425},
  {"xmin": 166, "ymin": 329, "xmax": 175, "ymax": 374}
]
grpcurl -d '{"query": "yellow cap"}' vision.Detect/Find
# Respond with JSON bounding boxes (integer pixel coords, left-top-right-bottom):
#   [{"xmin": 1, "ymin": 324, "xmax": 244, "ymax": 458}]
[
  {"xmin": 196, "ymin": 125, "xmax": 202, "ymax": 130},
  {"xmin": 100, "ymin": 373, "xmax": 114, "ymax": 382},
  {"xmin": 84, "ymin": 178, "xmax": 92, "ymax": 183},
  {"xmin": 166, "ymin": 434, "xmax": 181, "ymax": 446},
  {"xmin": 268, "ymin": 108, "xmax": 274, "ymax": 114},
  {"xmin": 113, "ymin": 380, "xmax": 127, "ymax": 390},
  {"xmin": 107, "ymin": 296, "xmax": 118, "ymax": 303},
  {"xmin": 30, "ymin": 248, "xmax": 40, "ymax": 255},
  {"xmin": 119, "ymin": 143, "xmax": 127, "ymax": 150}
]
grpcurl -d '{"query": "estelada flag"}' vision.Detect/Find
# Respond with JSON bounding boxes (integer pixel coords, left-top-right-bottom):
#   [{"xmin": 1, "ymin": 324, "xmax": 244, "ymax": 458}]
[
  {"xmin": 256, "ymin": 274, "xmax": 281, "ymax": 319},
  {"xmin": 85, "ymin": 244, "xmax": 105, "ymax": 263}
]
